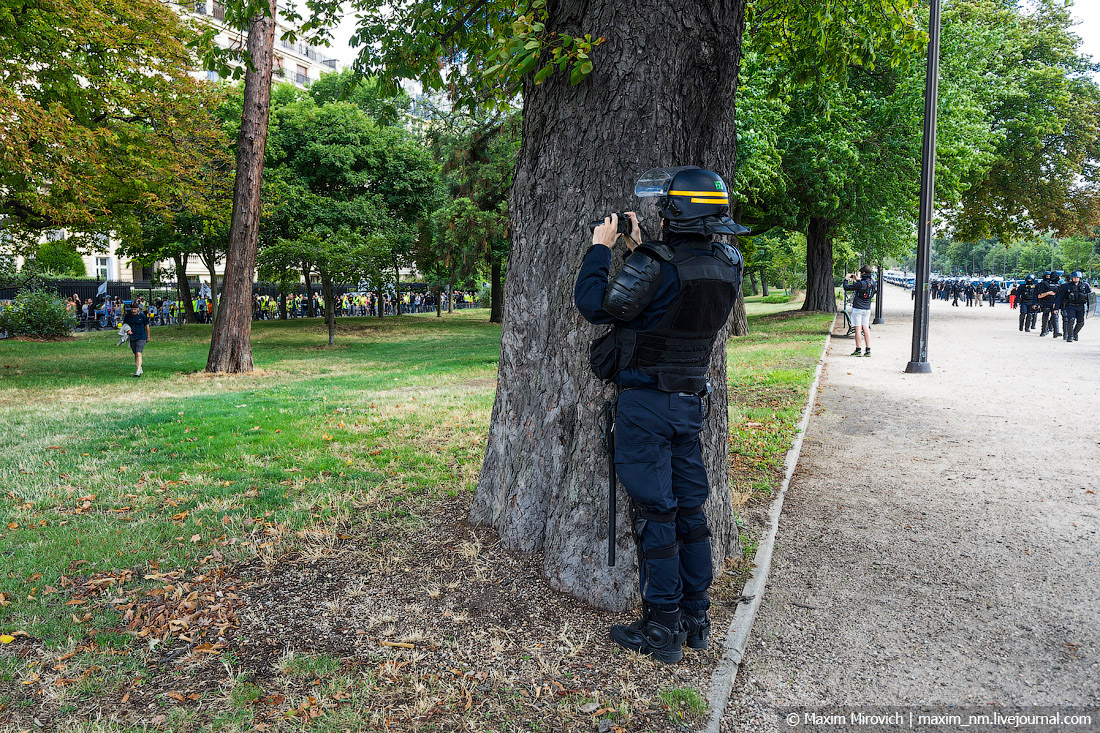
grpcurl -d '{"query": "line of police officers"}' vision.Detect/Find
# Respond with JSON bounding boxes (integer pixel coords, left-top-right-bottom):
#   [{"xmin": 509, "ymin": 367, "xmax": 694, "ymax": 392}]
[{"xmin": 1011, "ymin": 271, "xmax": 1093, "ymax": 342}]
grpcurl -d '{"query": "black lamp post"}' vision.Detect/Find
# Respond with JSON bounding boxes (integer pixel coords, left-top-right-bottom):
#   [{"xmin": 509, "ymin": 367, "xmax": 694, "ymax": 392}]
[
  {"xmin": 906, "ymin": 0, "xmax": 942, "ymax": 374},
  {"xmin": 873, "ymin": 263, "xmax": 885, "ymax": 324}
]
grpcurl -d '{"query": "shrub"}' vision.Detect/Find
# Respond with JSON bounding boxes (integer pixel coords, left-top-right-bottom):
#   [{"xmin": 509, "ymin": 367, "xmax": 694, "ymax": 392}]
[
  {"xmin": 31, "ymin": 241, "xmax": 88, "ymax": 277},
  {"xmin": 0, "ymin": 289, "xmax": 78, "ymax": 338},
  {"xmin": 761, "ymin": 293, "xmax": 794, "ymax": 304}
]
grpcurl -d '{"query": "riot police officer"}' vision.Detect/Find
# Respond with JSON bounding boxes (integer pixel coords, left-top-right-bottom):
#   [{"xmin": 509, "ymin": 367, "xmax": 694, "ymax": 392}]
[
  {"xmin": 986, "ymin": 280, "xmax": 1001, "ymax": 308},
  {"xmin": 1056, "ymin": 271, "xmax": 1091, "ymax": 342},
  {"xmin": 1017, "ymin": 274, "xmax": 1040, "ymax": 332},
  {"xmin": 574, "ymin": 166, "xmax": 745, "ymax": 663},
  {"xmin": 1037, "ymin": 272, "xmax": 1061, "ymax": 338}
]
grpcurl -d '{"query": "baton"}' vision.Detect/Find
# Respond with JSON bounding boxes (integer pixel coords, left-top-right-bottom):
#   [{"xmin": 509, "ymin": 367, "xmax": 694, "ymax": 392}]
[{"xmin": 603, "ymin": 400, "xmax": 616, "ymax": 567}]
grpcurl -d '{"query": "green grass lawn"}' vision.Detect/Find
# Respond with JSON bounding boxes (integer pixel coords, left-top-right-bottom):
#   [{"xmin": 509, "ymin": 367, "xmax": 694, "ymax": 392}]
[
  {"xmin": 0, "ymin": 312, "xmax": 501, "ymax": 650},
  {"xmin": 0, "ymin": 302, "xmax": 833, "ymax": 729}
]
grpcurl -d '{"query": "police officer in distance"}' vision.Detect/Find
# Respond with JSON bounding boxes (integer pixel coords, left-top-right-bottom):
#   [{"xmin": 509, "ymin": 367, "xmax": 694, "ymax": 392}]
[
  {"xmin": 1037, "ymin": 272, "xmax": 1062, "ymax": 338},
  {"xmin": 986, "ymin": 280, "xmax": 1001, "ymax": 308},
  {"xmin": 1017, "ymin": 274, "xmax": 1040, "ymax": 332},
  {"xmin": 1056, "ymin": 271, "xmax": 1091, "ymax": 342},
  {"xmin": 574, "ymin": 166, "xmax": 745, "ymax": 664}
]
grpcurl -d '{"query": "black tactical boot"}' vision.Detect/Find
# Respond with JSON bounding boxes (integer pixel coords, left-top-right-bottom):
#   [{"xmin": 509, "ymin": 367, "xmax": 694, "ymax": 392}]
[
  {"xmin": 610, "ymin": 607, "xmax": 684, "ymax": 663},
  {"xmin": 681, "ymin": 608, "xmax": 712, "ymax": 650}
]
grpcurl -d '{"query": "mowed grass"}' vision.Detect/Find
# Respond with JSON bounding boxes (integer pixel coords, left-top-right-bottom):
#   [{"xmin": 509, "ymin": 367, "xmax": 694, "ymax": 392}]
[
  {"xmin": 728, "ymin": 296, "xmax": 835, "ymax": 519},
  {"xmin": 0, "ymin": 301, "xmax": 832, "ymax": 726},
  {"xmin": 0, "ymin": 312, "xmax": 501, "ymax": 649}
]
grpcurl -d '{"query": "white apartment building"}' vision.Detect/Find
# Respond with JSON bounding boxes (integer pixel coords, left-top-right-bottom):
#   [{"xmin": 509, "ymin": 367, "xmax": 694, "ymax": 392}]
[{"xmin": 184, "ymin": 0, "xmax": 342, "ymax": 89}]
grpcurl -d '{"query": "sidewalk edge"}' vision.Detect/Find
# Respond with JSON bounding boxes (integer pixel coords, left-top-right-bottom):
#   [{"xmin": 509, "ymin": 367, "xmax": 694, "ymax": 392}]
[{"xmin": 700, "ymin": 313, "xmax": 835, "ymax": 733}]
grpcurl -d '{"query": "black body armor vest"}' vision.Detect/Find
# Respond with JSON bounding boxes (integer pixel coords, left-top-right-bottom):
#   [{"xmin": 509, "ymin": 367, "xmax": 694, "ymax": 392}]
[
  {"xmin": 1065, "ymin": 282, "xmax": 1090, "ymax": 305},
  {"xmin": 590, "ymin": 242, "xmax": 742, "ymax": 393}
]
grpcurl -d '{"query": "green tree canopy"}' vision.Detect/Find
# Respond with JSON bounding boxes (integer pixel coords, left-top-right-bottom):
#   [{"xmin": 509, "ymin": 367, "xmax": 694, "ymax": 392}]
[
  {"xmin": 0, "ymin": 0, "xmax": 228, "ymax": 246},
  {"xmin": 260, "ymin": 96, "xmax": 441, "ymax": 340}
]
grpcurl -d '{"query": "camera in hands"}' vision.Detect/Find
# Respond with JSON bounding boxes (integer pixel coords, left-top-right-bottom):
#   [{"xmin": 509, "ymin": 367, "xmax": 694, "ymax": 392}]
[{"xmin": 588, "ymin": 213, "xmax": 636, "ymax": 236}]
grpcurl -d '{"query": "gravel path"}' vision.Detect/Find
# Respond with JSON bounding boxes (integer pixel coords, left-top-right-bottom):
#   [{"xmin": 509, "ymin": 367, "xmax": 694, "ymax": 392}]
[{"xmin": 720, "ymin": 286, "xmax": 1100, "ymax": 731}]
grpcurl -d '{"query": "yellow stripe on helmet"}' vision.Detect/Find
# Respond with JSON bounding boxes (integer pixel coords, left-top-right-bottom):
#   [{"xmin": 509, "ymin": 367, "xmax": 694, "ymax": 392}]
[
  {"xmin": 690, "ymin": 197, "xmax": 729, "ymax": 204},
  {"xmin": 669, "ymin": 190, "xmax": 729, "ymax": 199}
]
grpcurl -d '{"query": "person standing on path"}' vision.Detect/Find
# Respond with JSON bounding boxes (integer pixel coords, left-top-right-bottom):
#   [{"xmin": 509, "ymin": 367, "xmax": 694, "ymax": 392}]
[
  {"xmin": 574, "ymin": 166, "xmax": 745, "ymax": 664},
  {"xmin": 122, "ymin": 302, "xmax": 150, "ymax": 377},
  {"xmin": 843, "ymin": 266, "xmax": 877, "ymax": 357},
  {"xmin": 1056, "ymin": 271, "xmax": 1091, "ymax": 342},
  {"xmin": 1037, "ymin": 272, "xmax": 1061, "ymax": 338},
  {"xmin": 1017, "ymin": 275, "xmax": 1040, "ymax": 332},
  {"xmin": 986, "ymin": 280, "xmax": 1000, "ymax": 308}
]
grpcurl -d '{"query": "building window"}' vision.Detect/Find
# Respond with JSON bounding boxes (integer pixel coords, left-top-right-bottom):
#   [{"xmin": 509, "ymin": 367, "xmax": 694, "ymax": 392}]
[
  {"xmin": 193, "ymin": 0, "xmax": 207, "ymax": 14},
  {"xmin": 213, "ymin": 1, "xmax": 224, "ymax": 20},
  {"xmin": 95, "ymin": 257, "xmax": 110, "ymax": 280},
  {"xmin": 46, "ymin": 230, "xmax": 65, "ymax": 242},
  {"xmin": 296, "ymin": 65, "xmax": 309, "ymax": 87}
]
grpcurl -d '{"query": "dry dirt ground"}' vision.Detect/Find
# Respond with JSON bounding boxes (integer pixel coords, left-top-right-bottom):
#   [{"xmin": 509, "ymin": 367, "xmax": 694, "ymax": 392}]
[
  {"xmin": 0, "ymin": 493, "xmax": 756, "ymax": 732},
  {"xmin": 720, "ymin": 287, "xmax": 1100, "ymax": 731}
]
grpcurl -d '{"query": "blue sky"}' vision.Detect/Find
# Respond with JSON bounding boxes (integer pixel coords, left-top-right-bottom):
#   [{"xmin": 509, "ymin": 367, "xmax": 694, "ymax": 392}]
[{"xmin": 1070, "ymin": 1, "xmax": 1100, "ymax": 70}]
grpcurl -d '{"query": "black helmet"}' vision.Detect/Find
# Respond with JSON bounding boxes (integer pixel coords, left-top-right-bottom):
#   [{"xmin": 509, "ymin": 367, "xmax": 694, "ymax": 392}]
[
  {"xmin": 1025, "ymin": 274, "xmax": 1035, "ymax": 283},
  {"xmin": 1071, "ymin": 270, "xmax": 1084, "ymax": 279},
  {"xmin": 1043, "ymin": 271, "xmax": 1052, "ymax": 279},
  {"xmin": 635, "ymin": 166, "xmax": 749, "ymax": 236}
]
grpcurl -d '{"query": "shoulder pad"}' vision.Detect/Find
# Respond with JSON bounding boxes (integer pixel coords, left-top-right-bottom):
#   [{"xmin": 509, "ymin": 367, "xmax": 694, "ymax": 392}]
[
  {"xmin": 602, "ymin": 249, "xmax": 663, "ymax": 321},
  {"xmin": 713, "ymin": 242, "xmax": 743, "ymax": 268},
  {"xmin": 636, "ymin": 242, "xmax": 674, "ymax": 262}
]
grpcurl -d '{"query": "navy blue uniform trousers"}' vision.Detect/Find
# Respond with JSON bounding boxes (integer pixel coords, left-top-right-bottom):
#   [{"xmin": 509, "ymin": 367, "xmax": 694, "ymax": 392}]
[
  {"xmin": 614, "ymin": 387, "xmax": 711, "ymax": 612},
  {"xmin": 1063, "ymin": 305, "xmax": 1086, "ymax": 337}
]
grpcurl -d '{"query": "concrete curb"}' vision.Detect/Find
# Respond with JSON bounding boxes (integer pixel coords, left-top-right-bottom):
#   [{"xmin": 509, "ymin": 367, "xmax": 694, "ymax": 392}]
[{"xmin": 699, "ymin": 314, "xmax": 836, "ymax": 733}]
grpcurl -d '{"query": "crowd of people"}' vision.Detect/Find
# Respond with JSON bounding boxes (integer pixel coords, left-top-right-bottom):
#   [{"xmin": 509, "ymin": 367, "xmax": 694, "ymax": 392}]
[
  {"xmin": 1006, "ymin": 272, "xmax": 1093, "ymax": 342},
  {"xmin": 60, "ymin": 289, "xmax": 483, "ymax": 330},
  {"xmin": 248, "ymin": 290, "xmax": 479, "ymax": 320},
  {"xmin": 928, "ymin": 278, "xmax": 1002, "ymax": 307},
  {"xmin": 909, "ymin": 272, "xmax": 1094, "ymax": 342}
]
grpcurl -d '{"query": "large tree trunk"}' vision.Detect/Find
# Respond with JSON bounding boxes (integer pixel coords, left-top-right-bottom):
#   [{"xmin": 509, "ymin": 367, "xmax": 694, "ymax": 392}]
[
  {"xmin": 747, "ymin": 269, "xmax": 759, "ymax": 296},
  {"xmin": 802, "ymin": 217, "xmax": 837, "ymax": 312},
  {"xmin": 730, "ymin": 289, "xmax": 748, "ymax": 337},
  {"xmin": 489, "ymin": 256, "xmax": 503, "ymax": 323},
  {"xmin": 470, "ymin": 0, "xmax": 747, "ymax": 612},
  {"xmin": 206, "ymin": 0, "xmax": 275, "ymax": 373},
  {"xmin": 174, "ymin": 253, "xmax": 198, "ymax": 324},
  {"xmin": 761, "ymin": 271, "xmax": 770, "ymax": 296},
  {"xmin": 435, "ymin": 285, "xmax": 442, "ymax": 318}
]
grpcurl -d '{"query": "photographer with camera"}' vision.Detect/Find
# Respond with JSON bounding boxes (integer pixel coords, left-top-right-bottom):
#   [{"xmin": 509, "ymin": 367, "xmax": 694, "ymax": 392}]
[
  {"xmin": 843, "ymin": 265, "xmax": 877, "ymax": 357},
  {"xmin": 574, "ymin": 166, "xmax": 745, "ymax": 663}
]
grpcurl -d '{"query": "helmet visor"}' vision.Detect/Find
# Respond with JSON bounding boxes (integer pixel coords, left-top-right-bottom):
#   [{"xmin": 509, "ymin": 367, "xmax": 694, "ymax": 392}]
[{"xmin": 634, "ymin": 166, "xmax": 698, "ymax": 197}]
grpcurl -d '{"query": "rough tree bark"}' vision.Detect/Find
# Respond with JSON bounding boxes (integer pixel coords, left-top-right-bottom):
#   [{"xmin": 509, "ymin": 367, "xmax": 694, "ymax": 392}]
[
  {"xmin": 761, "ymin": 271, "xmax": 770, "ymax": 297},
  {"xmin": 802, "ymin": 216, "xmax": 837, "ymax": 312},
  {"xmin": 206, "ymin": 0, "xmax": 275, "ymax": 373},
  {"xmin": 173, "ymin": 253, "xmax": 198, "ymax": 324},
  {"xmin": 470, "ymin": 0, "xmax": 748, "ymax": 612},
  {"xmin": 747, "ymin": 270, "xmax": 759, "ymax": 296},
  {"xmin": 278, "ymin": 291, "xmax": 287, "ymax": 320}
]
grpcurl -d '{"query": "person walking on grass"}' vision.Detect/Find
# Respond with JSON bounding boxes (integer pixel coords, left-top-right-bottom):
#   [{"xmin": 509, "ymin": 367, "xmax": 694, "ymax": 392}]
[
  {"xmin": 122, "ymin": 302, "xmax": 150, "ymax": 377},
  {"xmin": 844, "ymin": 265, "xmax": 877, "ymax": 357}
]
